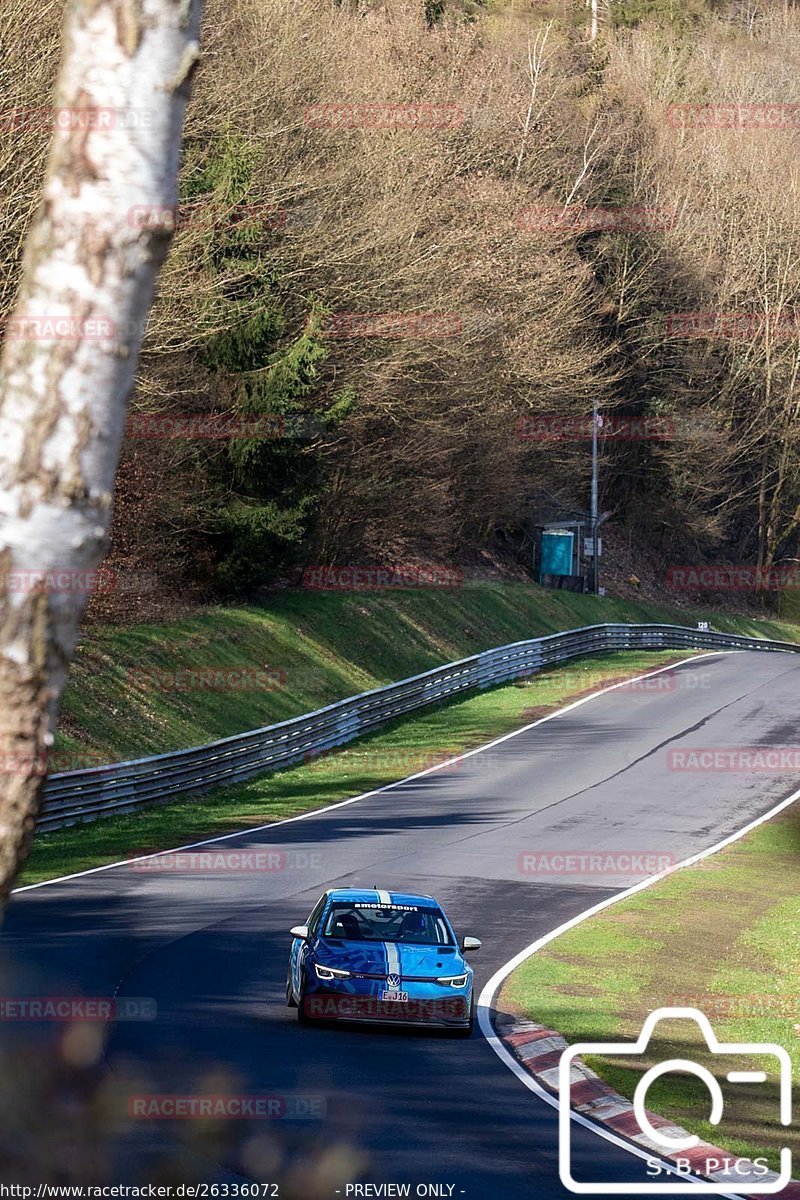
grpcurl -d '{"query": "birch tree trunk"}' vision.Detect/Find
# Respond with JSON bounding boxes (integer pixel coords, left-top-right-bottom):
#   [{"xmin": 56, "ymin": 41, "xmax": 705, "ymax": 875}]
[{"xmin": 0, "ymin": 0, "xmax": 202, "ymax": 904}]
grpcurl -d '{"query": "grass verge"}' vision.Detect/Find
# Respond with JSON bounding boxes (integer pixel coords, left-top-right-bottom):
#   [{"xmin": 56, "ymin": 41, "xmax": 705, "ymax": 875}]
[
  {"xmin": 502, "ymin": 797, "xmax": 800, "ymax": 1172},
  {"xmin": 58, "ymin": 581, "xmax": 800, "ymax": 766},
  {"xmin": 25, "ymin": 649, "xmax": 688, "ymax": 886}
]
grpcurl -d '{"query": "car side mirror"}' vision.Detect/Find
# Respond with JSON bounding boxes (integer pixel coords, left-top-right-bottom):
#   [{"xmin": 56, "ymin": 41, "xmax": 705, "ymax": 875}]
[
  {"xmin": 290, "ymin": 925, "xmax": 309, "ymax": 940},
  {"xmin": 462, "ymin": 936, "xmax": 481, "ymax": 953}
]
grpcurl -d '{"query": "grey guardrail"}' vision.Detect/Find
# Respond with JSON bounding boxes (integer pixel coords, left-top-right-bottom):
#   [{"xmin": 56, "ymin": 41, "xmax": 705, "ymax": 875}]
[{"xmin": 39, "ymin": 622, "xmax": 799, "ymax": 832}]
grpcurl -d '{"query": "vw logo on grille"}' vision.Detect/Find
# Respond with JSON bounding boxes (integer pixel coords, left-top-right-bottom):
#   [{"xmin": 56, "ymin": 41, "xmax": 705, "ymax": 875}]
[{"xmin": 386, "ymin": 974, "xmax": 401, "ymax": 989}]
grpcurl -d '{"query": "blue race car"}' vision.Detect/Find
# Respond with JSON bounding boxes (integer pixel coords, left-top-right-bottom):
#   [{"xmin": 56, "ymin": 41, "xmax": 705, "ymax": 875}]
[{"xmin": 286, "ymin": 888, "xmax": 481, "ymax": 1035}]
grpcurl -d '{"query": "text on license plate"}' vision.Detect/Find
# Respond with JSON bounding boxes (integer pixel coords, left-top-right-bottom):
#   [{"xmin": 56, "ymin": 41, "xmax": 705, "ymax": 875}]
[{"xmin": 380, "ymin": 990, "xmax": 409, "ymax": 1002}]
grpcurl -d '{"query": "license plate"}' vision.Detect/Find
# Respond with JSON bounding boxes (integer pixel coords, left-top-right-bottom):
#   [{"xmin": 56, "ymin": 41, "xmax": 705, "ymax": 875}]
[{"xmin": 380, "ymin": 990, "xmax": 409, "ymax": 1002}]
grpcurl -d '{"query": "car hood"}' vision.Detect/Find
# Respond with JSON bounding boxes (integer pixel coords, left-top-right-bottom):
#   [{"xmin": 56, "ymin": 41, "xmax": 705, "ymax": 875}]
[{"xmin": 317, "ymin": 940, "xmax": 466, "ymax": 979}]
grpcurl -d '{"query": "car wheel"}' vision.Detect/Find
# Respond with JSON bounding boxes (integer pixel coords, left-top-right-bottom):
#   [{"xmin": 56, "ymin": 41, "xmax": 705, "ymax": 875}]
[
  {"xmin": 286, "ymin": 973, "xmax": 297, "ymax": 1007},
  {"xmin": 296, "ymin": 971, "xmax": 311, "ymax": 1023}
]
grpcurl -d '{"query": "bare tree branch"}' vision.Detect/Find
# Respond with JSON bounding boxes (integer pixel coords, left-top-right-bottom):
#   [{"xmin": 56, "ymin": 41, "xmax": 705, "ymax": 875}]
[{"xmin": 515, "ymin": 23, "xmax": 552, "ymax": 176}]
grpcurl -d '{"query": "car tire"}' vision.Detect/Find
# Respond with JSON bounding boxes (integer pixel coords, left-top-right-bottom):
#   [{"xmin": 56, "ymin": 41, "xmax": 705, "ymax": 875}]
[
  {"xmin": 296, "ymin": 971, "xmax": 311, "ymax": 1023},
  {"xmin": 286, "ymin": 973, "xmax": 297, "ymax": 1007}
]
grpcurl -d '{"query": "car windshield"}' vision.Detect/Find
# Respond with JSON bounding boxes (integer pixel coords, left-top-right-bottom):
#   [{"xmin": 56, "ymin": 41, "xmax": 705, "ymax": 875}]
[{"xmin": 322, "ymin": 902, "xmax": 453, "ymax": 945}]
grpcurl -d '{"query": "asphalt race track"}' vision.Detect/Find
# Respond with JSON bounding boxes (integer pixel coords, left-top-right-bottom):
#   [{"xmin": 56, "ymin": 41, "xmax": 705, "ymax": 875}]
[{"xmin": 4, "ymin": 651, "xmax": 800, "ymax": 1198}]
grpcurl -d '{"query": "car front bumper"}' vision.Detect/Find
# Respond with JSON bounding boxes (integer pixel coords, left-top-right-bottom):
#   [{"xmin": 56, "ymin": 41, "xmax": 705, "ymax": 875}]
[{"xmin": 302, "ymin": 987, "xmax": 471, "ymax": 1027}]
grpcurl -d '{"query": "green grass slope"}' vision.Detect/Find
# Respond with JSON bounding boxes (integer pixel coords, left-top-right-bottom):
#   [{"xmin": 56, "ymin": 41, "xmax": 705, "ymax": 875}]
[{"xmin": 58, "ymin": 582, "xmax": 800, "ymax": 766}]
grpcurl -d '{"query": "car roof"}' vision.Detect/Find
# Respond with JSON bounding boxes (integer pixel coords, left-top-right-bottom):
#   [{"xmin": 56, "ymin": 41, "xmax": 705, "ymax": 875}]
[{"xmin": 324, "ymin": 888, "xmax": 440, "ymax": 909}]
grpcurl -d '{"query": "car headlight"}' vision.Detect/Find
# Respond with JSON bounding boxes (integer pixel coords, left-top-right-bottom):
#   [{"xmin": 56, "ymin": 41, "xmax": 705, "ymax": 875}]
[
  {"xmin": 437, "ymin": 973, "xmax": 468, "ymax": 988},
  {"xmin": 314, "ymin": 964, "xmax": 351, "ymax": 980}
]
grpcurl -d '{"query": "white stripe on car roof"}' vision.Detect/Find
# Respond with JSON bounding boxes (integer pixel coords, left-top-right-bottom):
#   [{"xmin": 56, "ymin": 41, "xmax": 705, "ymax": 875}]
[
  {"xmin": 377, "ymin": 889, "xmax": 391, "ymax": 904},
  {"xmin": 385, "ymin": 941, "xmax": 400, "ymax": 976}
]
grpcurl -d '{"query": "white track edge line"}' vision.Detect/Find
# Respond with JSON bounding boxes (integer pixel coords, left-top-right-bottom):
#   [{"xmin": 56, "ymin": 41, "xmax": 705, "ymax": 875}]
[
  {"xmin": 14, "ymin": 651, "xmax": 719, "ymax": 893},
  {"xmin": 477, "ymin": 780, "xmax": 800, "ymax": 1199},
  {"xmin": 16, "ymin": 647, "xmax": 788, "ymax": 1194}
]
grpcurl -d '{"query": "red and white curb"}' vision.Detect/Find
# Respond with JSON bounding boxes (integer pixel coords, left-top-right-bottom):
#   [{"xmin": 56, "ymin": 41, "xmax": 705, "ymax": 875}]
[{"xmin": 494, "ymin": 1012, "xmax": 800, "ymax": 1199}]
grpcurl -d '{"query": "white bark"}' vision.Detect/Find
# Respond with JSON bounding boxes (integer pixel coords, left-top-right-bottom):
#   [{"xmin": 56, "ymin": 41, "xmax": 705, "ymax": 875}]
[
  {"xmin": 515, "ymin": 23, "xmax": 553, "ymax": 176},
  {"xmin": 0, "ymin": 0, "xmax": 202, "ymax": 900}
]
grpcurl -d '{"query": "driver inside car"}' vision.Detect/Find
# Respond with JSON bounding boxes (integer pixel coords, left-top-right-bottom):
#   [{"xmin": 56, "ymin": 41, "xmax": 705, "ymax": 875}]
[
  {"xmin": 331, "ymin": 910, "xmax": 361, "ymax": 939},
  {"xmin": 397, "ymin": 910, "xmax": 427, "ymax": 941}
]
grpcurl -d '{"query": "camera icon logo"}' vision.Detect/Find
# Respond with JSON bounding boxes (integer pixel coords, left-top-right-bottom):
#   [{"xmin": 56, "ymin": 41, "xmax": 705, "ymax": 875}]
[{"xmin": 558, "ymin": 1007, "xmax": 792, "ymax": 1194}]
